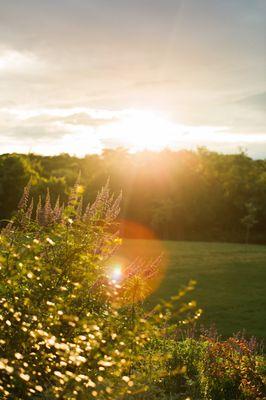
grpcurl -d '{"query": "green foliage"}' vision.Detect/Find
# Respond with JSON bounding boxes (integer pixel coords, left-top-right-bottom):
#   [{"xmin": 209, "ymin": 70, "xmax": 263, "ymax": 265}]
[
  {"xmin": 159, "ymin": 337, "xmax": 265, "ymax": 400},
  {"xmin": 0, "ymin": 155, "xmax": 36, "ymax": 220},
  {"xmin": 0, "ymin": 183, "xmax": 202, "ymax": 399},
  {"xmin": 241, "ymin": 202, "xmax": 258, "ymax": 244},
  {"xmin": 196, "ymin": 336, "xmax": 265, "ymax": 400},
  {"xmin": 1, "ymin": 149, "xmax": 266, "ymax": 243}
]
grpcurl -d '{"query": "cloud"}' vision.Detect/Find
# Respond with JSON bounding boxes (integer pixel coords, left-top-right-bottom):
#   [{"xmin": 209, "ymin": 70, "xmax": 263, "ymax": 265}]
[
  {"xmin": 0, "ymin": 105, "xmax": 266, "ymax": 158},
  {"xmin": 0, "ymin": 48, "xmax": 46, "ymax": 76},
  {"xmin": 0, "ymin": 107, "xmax": 120, "ymax": 141},
  {"xmin": 0, "ymin": 106, "xmax": 107, "ymax": 155},
  {"xmin": 33, "ymin": 113, "xmax": 118, "ymax": 127},
  {"xmin": 236, "ymin": 92, "xmax": 266, "ymax": 111}
]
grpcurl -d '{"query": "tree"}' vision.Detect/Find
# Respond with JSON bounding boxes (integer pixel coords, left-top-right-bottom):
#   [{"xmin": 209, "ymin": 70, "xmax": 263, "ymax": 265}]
[
  {"xmin": 0, "ymin": 155, "xmax": 37, "ymax": 220},
  {"xmin": 241, "ymin": 202, "xmax": 258, "ymax": 244}
]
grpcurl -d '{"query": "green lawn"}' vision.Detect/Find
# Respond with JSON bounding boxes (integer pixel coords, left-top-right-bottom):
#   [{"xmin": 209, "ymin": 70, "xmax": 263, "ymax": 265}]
[{"xmin": 118, "ymin": 240, "xmax": 266, "ymax": 339}]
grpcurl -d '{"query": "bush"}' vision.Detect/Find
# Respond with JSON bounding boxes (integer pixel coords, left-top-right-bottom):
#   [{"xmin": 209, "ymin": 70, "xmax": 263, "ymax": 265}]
[
  {"xmin": 198, "ymin": 336, "xmax": 265, "ymax": 399},
  {"xmin": 0, "ymin": 182, "xmax": 202, "ymax": 399},
  {"xmin": 161, "ymin": 336, "xmax": 265, "ymax": 400}
]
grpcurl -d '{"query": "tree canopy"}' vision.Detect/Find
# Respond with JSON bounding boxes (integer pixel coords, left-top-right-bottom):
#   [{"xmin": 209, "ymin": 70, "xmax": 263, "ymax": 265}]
[{"xmin": 0, "ymin": 149, "xmax": 266, "ymax": 243}]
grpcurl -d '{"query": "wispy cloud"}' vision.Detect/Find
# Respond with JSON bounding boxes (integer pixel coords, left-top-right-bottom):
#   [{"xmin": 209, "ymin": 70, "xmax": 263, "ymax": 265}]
[
  {"xmin": 235, "ymin": 92, "xmax": 266, "ymax": 111},
  {"xmin": 0, "ymin": 48, "xmax": 46, "ymax": 75},
  {"xmin": 1, "ymin": 106, "xmax": 266, "ymax": 157}
]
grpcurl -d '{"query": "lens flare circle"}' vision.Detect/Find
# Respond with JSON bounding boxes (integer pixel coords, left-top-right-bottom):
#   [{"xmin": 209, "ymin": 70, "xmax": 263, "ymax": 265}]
[
  {"xmin": 109, "ymin": 264, "xmax": 122, "ymax": 283},
  {"xmin": 107, "ymin": 220, "xmax": 169, "ymax": 306}
]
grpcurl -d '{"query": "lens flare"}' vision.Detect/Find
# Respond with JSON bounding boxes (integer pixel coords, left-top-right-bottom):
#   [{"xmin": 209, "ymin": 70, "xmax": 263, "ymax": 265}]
[
  {"xmin": 107, "ymin": 220, "xmax": 169, "ymax": 306},
  {"xmin": 110, "ymin": 265, "xmax": 122, "ymax": 282}
]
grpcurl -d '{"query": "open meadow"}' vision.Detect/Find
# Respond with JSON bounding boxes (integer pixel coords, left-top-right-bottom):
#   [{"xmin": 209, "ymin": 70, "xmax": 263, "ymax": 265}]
[{"xmin": 119, "ymin": 240, "xmax": 266, "ymax": 339}]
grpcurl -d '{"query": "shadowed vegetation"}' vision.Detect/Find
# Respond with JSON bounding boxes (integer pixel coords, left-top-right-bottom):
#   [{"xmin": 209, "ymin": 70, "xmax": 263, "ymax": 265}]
[{"xmin": 1, "ymin": 148, "xmax": 266, "ymax": 243}]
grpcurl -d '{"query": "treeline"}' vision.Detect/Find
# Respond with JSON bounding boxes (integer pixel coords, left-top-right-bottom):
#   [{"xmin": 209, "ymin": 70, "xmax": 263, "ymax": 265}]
[{"xmin": 0, "ymin": 148, "xmax": 266, "ymax": 243}]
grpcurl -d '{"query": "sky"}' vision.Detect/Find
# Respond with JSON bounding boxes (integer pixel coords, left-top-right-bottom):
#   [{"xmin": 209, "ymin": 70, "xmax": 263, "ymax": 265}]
[{"xmin": 0, "ymin": 0, "xmax": 265, "ymax": 157}]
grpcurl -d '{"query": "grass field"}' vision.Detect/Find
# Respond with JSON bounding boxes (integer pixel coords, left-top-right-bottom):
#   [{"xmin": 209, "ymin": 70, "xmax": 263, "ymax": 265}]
[{"xmin": 118, "ymin": 240, "xmax": 266, "ymax": 339}]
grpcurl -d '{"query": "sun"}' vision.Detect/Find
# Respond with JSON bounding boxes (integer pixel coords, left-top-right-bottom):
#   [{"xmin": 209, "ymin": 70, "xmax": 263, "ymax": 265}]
[{"xmin": 100, "ymin": 110, "xmax": 177, "ymax": 151}]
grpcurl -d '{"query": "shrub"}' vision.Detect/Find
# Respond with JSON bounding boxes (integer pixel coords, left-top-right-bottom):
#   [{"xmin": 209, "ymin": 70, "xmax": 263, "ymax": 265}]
[
  {"xmin": 159, "ymin": 336, "xmax": 265, "ymax": 400},
  {"xmin": 198, "ymin": 336, "xmax": 265, "ymax": 400},
  {"xmin": 0, "ymin": 181, "xmax": 201, "ymax": 399}
]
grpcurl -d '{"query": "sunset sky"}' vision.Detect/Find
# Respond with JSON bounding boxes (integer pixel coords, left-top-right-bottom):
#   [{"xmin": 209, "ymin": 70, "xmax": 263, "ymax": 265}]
[{"xmin": 0, "ymin": 0, "xmax": 265, "ymax": 157}]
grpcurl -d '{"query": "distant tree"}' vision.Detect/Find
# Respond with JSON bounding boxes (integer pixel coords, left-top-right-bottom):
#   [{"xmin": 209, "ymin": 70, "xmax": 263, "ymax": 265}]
[
  {"xmin": 241, "ymin": 202, "xmax": 258, "ymax": 244},
  {"xmin": 151, "ymin": 199, "xmax": 176, "ymax": 239},
  {"xmin": 0, "ymin": 155, "xmax": 38, "ymax": 220}
]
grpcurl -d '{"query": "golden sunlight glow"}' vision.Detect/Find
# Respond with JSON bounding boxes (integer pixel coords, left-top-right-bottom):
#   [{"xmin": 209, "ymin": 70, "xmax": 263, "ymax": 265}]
[
  {"xmin": 109, "ymin": 264, "xmax": 122, "ymax": 283},
  {"xmin": 101, "ymin": 110, "xmax": 179, "ymax": 151},
  {"xmin": 5, "ymin": 106, "xmax": 266, "ymax": 157}
]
